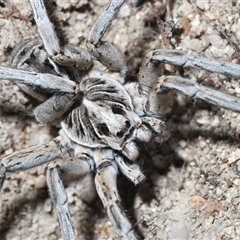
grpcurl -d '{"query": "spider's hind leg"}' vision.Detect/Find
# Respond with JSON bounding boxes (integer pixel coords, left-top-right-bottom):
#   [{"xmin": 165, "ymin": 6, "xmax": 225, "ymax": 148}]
[
  {"xmin": 29, "ymin": 0, "xmax": 93, "ymax": 71},
  {"xmin": 87, "ymin": 0, "xmax": 127, "ymax": 75}
]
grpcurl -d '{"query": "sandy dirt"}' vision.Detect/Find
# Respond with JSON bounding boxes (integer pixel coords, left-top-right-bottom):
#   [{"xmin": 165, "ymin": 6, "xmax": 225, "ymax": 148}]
[{"xmin": 0, "ymin": 0, "xmax": 240, "ymax": 239}]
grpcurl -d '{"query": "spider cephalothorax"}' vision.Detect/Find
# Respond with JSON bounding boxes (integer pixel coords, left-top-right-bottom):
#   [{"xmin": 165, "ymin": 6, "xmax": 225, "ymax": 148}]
[{"xmin": 0, "ymin": 0, "xmax": 240, "ymax": 239}]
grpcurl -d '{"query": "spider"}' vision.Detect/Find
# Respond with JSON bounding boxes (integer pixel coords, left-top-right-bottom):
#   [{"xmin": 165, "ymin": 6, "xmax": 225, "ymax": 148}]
[{"xmin": 0, "ymin": 0, "xmax": 240, "ymax": 239}]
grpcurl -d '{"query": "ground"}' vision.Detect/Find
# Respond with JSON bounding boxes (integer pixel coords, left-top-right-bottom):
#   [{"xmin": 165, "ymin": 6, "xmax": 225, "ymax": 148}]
[{"xmin": 0, "ymin": 0, "xmax": 240, "ymax": 239}]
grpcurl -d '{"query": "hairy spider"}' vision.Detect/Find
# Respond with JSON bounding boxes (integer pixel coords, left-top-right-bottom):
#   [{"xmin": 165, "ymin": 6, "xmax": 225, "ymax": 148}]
[{"xmin": 0, "ymin": 0, "xmax": 240, "ymax": 239}]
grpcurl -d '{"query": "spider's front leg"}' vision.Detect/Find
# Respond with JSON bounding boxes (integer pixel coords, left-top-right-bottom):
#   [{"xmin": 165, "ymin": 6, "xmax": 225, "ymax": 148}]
[
  {"xmin": 139, "ymin": 49, "xmax": 240, "ymax": 113},
  {"xmin": 47, "ymin": 166, "xmax": 76, "ymax": 240},
  {"xmin": 94, "ymin": 148, "xmax": 138, "ymax": 240},
  {"xmin": 46, "ymin": 146, "xmax": 96, "ymax": 240},
  {"xmin": 86, "ymin": 0, "xmax": 127, "ymax": 75}
]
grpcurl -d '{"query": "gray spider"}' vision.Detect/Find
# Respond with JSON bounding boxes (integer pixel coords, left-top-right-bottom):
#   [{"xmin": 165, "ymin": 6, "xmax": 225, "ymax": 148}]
[{"xmin": 0, "ymin": 0, "xmax": 240, "ymax": 239}]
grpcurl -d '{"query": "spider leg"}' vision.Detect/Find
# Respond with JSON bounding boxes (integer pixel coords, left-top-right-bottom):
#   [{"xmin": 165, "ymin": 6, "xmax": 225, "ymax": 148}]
[
  {"xmin": 157, "ymin": 75, "xmax": 240, "ymax": 113},
  {"xmin": 59, "ymin": 145, "xmax": 95, "ymax": 181},
  {"xmin": 0, "ymin": 66, "xmax": 76, "ymax": 93},
  {"xmin": 58, "ymin": 146, "xmax": 97, "ymax": 203},
  {"xmin": 114, "ymin": 153, "xmax": 145, "ymax": 185},
  {"xmin": 141, "ymin": 117, "xmax": 170, "ymax": 143},
  {"xmin": 33, "ymin": 92, "xmax": 77, "ymax": 125},
  {"xmin": 94, "ymin": 149, "xmax": 138, "ymax": 240},
  {"xmin": 151, "ymin": 49, "xmax": 240, "ymax": 113},
  {"xmin": 29, "ymin": 0, "xmax": 60, "ymax": 57},
  {"xmin": 122, "ymin": 119, "xmax": 170, "ymax": 161},
  {"xmin": 46, "ymin": 166, "xmax": 76, "ymax": 240},
  {"xmin": 87, "ymin": 0, "xmax": 127, "ymax": 75},
  {"xmin": 0, "ymin": 67, "xmax": 80, "ymax": 124},
  {"xmin": 9, "ymin": 39, "xmax": 66, "ymax": 102},
  {"xmin": 29, "ymin": 0, "xmax": 93, "ymax": 70},
  {"xmin": 138, "ymin": 51, "xmax": 162, "ymax": 96},
  {"xmin": 0, "ymin": 130, "xmax": 71, "ymax": 190},
  {"xmin": 46, "ymin": 148, "xmax": 95, "ymax": 240},
  {"xmin": 139, "ymin": 49, "xmax": 240, "ymax": 113},
  {"xmin": 151, "ymin": 49, "xmax": 240, "ymax": 78},
  {"xmin": 137, "ymin": 51, "xmax": 170, "ymax": 115}
]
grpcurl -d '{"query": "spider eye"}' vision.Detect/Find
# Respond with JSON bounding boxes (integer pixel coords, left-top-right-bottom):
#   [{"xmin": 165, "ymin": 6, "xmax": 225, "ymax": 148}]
[
  {"xmin": 112, "ymin": 104, "xmax": 125, "ymax": 115},
  {"xmin": 116, "ymin": 130, "xmax": 124, "ymax": 138},
  {"xmin": 125, "ymin": 120, "xmax": 130, "ymax": 128},
  {"xmin": 97, "ymin": 123, "xmax": 110, "ymax": 136}
]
